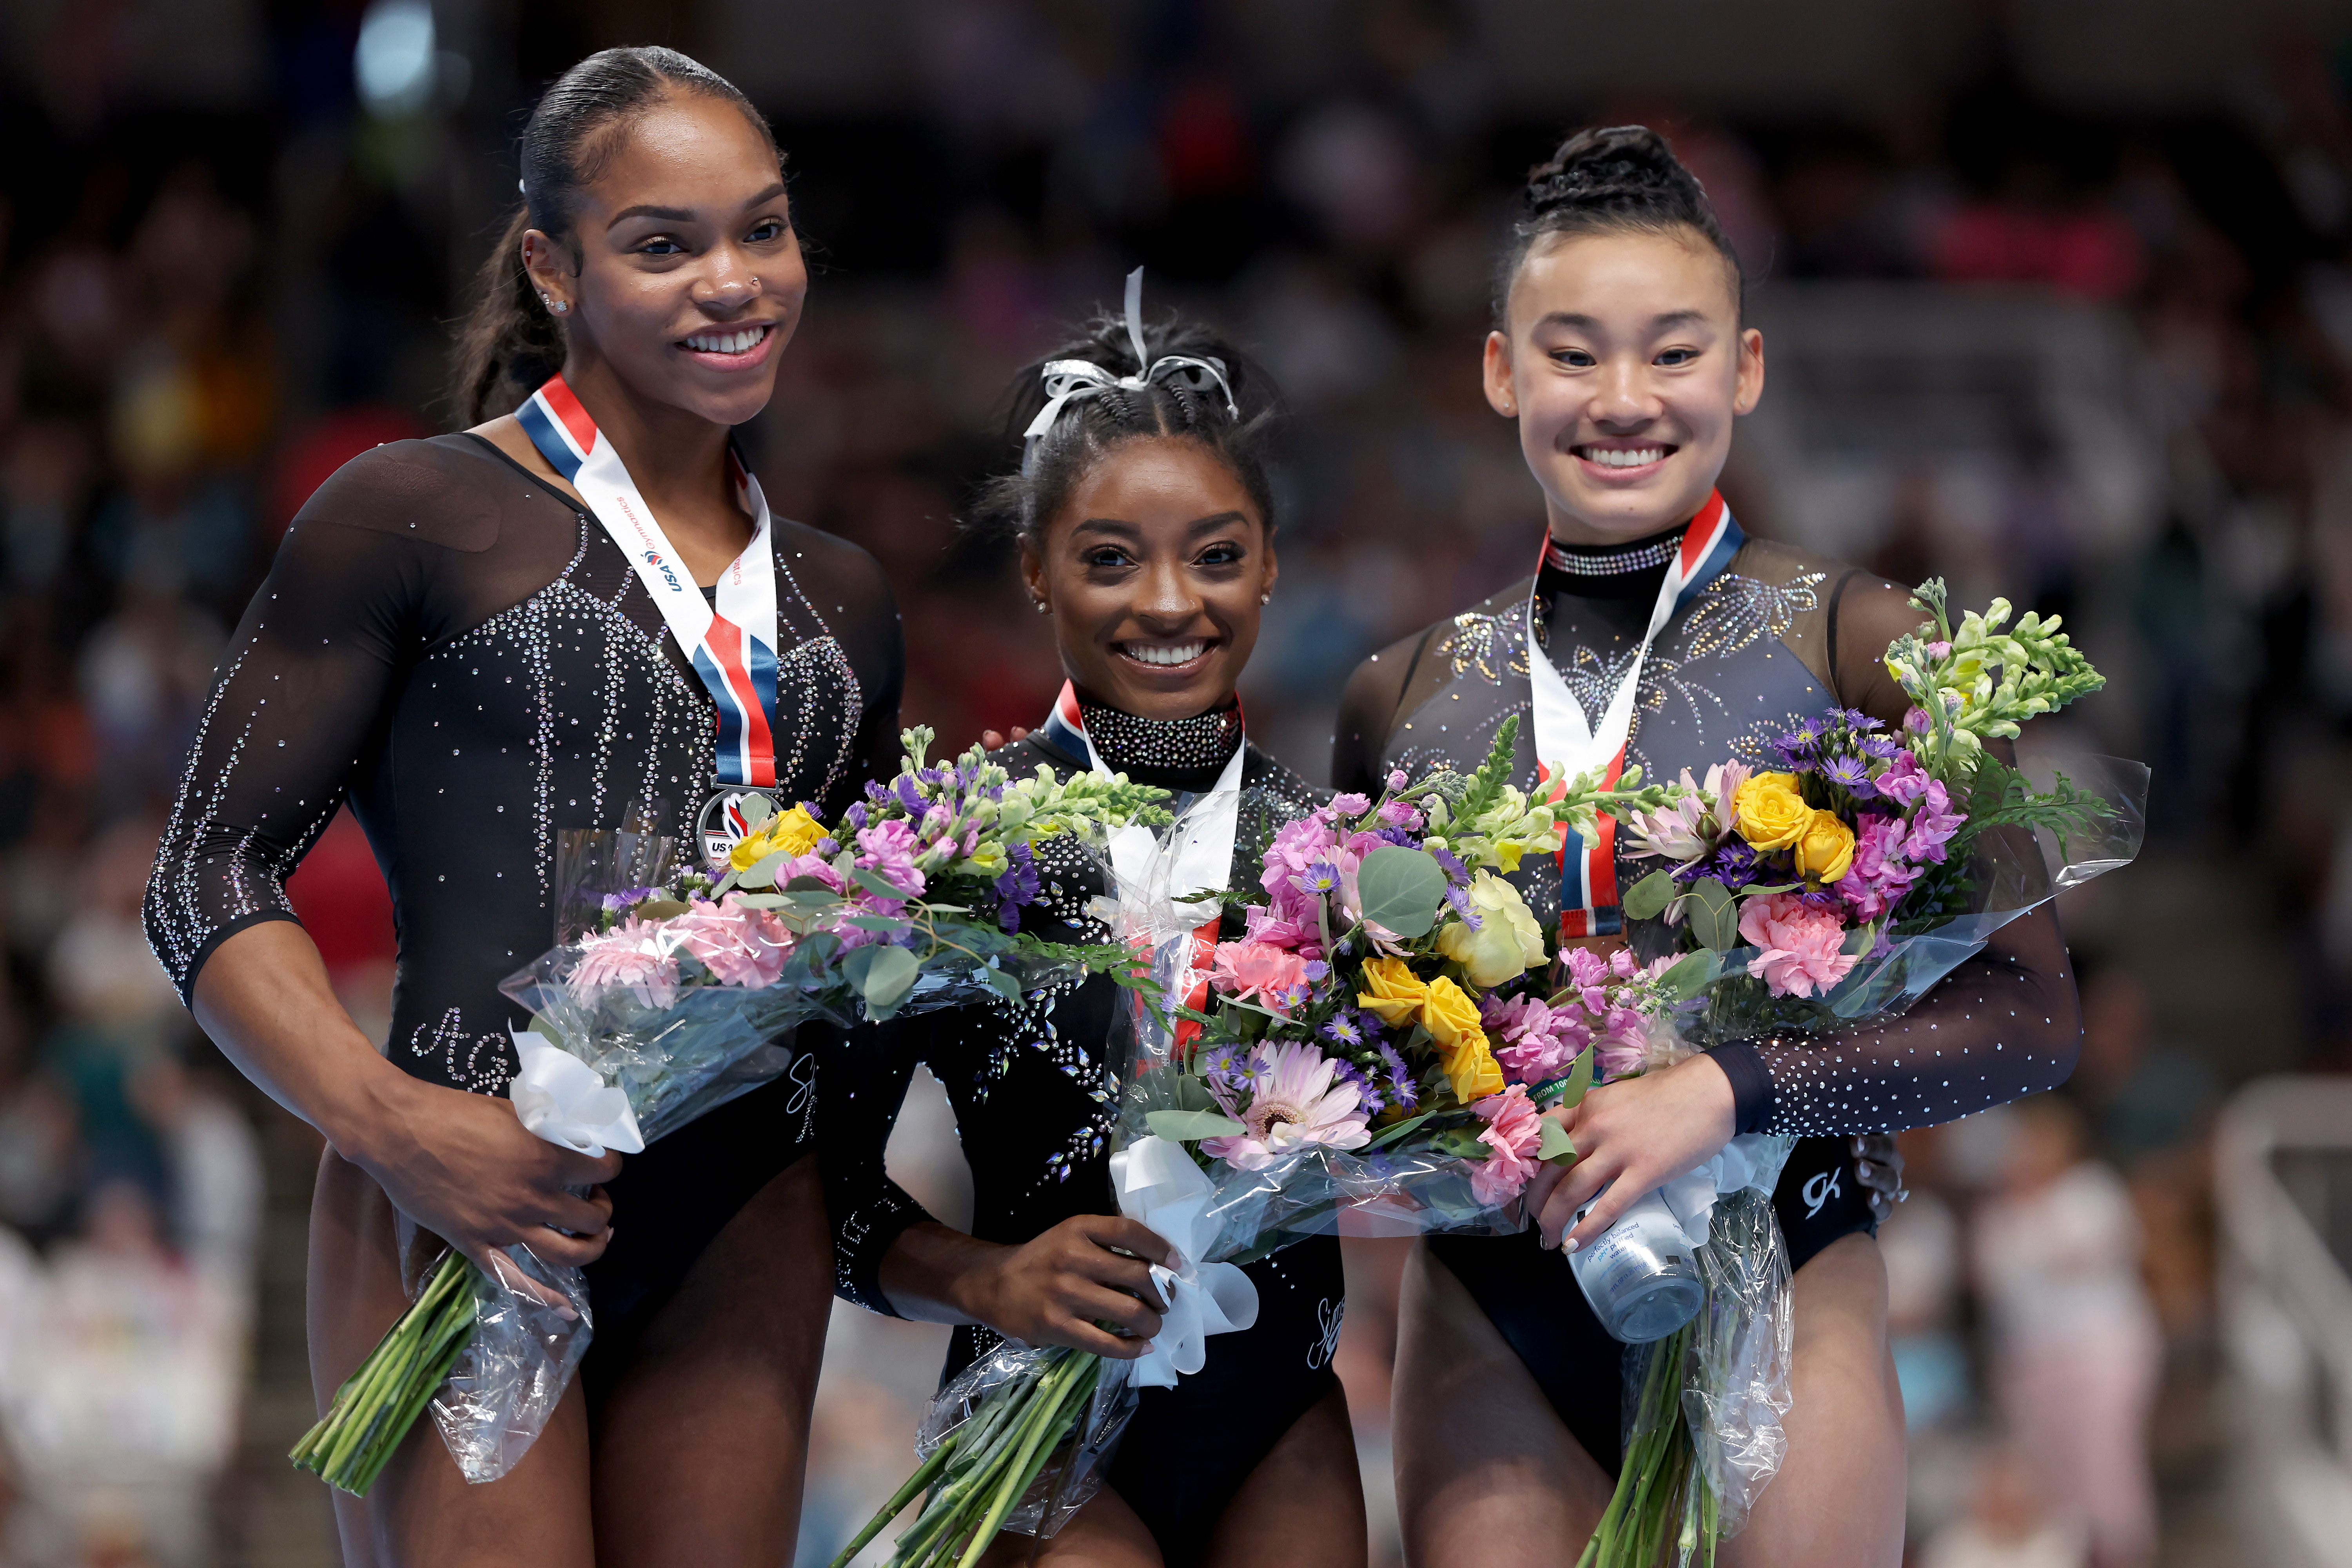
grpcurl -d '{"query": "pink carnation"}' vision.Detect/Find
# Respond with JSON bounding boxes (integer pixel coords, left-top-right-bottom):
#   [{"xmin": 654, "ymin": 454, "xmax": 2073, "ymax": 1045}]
[
  {"xmin": 666, "ymin": 895, "xmax": 796, "ymax": 987},
  {"xmin": 570, "ymin": 918, "xmax": 681, "ymax": 1007},
  {"xmin": 1210, "ymin": 940, "xmax": 1309, "ymax": 1011},
  {"xmin": 1469, "ymin": 1085, "xmax": 1546, "ymax": 1205},
  {"xmin": 1736, "ymin": 891, "xmax": 1858, "ymax": 999}
]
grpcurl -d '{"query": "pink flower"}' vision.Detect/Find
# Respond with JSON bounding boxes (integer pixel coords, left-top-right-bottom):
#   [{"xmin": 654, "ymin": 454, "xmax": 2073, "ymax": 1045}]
[
  {"xmin": 1736, "ymin": 891, "xmax": 1858, "ymax": 999},
  {"xmin": 1875, "ymin": 751, "xmax": 1930, "ymax": 807},
  {"xmin": 1480, "ymin": 994, "xmax": 1589, "ymax": 1086},
  {"xmin": 1200, "ymin": 1041, "xmax": 1371, "ymax": 1170},
  {"xmin": 1904, "ymin": 779, "xmax": 1963, "ymax": 864},
  {"xmin": 571, "ymin": 918, "xmax": 681, "ymax": 1007},
  {"xmin": 671, "ymin": 895, "xmax": 795, "ymax": 987},
  {"xmin": 1840, "ymin": 815, "xmax": 1919, "ymax": 922},
  {"xmin": 1378, "ymin": 799, "xmax": 1424, "ymax": 829},
  {"xmin": 854, "ymin": 820, "xmax": 926, "ymax": 902},
  {"xmin": 1469, "ymin": 1084, "xmax": 1546, "ymax": 1205},
  {"xmin": 1210, "ymin": 941, "xmax": 1309, "ymax": 1010},
  {"xmin": 1330, "ymin": 793, "xmax": 1372, "ymax": 818}
]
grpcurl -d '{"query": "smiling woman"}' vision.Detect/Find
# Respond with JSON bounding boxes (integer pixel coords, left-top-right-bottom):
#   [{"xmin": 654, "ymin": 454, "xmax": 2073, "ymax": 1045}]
[
  {"xmin": 147, "ymin": 45, "xmax": 901, "ymax": 1568},
  {"xmin": 819, "ymin": 286, "xmax": 1370, "ymax": 1568}
]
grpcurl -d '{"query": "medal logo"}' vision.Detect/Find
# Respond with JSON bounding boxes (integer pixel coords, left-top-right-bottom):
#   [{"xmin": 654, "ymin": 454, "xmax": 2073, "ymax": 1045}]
[{"xmin": 697, "ymin": 786, "xmax": 777, "ymax": 869}]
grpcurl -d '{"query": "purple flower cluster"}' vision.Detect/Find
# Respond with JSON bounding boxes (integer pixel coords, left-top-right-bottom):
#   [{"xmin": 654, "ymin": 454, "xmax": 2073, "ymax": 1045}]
[{"xmin": 1772, "ymin": 708, "xmax": 1903, "ymax": 795}]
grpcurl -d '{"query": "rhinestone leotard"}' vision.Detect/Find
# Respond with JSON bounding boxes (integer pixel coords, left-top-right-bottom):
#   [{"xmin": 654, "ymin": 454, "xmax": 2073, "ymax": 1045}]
[
  {"xmin": 142, "ymin": 432, "xmax": 905, "ymax": 1389},
  {"xmin": 822, "ymin": 704, "xmax": 1343, "ymax": 1567},
  {"xmin": 1333, "ymin": 522, "xmax": 2082, "ymax": 1470}
]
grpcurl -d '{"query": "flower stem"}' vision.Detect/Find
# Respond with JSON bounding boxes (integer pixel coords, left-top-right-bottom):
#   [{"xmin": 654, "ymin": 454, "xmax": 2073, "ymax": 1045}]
[{"xmin": 290, "ymin": 1251, "xmax": 477, "ymax": 1496}]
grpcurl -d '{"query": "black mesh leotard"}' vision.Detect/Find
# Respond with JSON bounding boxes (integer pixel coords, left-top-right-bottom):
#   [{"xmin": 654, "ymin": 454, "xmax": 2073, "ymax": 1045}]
[
  {"xmin": 822, "ymin": 710, "xmax": 1346, "ymax": 1568},
  {"xmin": 1333, "ymin": 523, "xmax": 2080, "ymax": 1469},
  {"xmin": 143, "ymin": 432, "xmax": 903, "ymax": 1397}
]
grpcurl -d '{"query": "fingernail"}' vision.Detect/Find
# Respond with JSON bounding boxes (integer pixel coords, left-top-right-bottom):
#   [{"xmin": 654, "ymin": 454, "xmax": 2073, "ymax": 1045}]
[
  {"xmin": 1564, "ymin": 1237, "xmax": 1581, "ymax": 1254},
  {"xmin": 1858, "ymin": 1162, "xmax": 1873, "ymax": 1178}
]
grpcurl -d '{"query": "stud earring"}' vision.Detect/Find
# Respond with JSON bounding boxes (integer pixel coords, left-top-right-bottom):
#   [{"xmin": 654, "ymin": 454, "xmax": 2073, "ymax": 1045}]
[
  {"xmin": 1259, "ymin": 591, "xmax": 1272, "ymax": 605},
  {"xmin": 1033, "ymin": 599, "xmax": 1051, "ymax": 615},
  {"xmin": 543, "ymin": 295, "xmax": 569, "ymax": 315}
]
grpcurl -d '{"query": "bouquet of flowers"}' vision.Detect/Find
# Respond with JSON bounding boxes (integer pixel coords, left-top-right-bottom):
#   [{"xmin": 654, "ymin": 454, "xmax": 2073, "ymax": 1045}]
[
  {"xmin": 1571, "ymin": 582, "xmax": 2147, "ymax": 1566},
  {"xmin": 291, "ymin": 728, "xmax": 1169, "ymax": 1497},
  {"xmin": 836, "ymin": 718, "xmax": 1695, "ymax": 1562}
]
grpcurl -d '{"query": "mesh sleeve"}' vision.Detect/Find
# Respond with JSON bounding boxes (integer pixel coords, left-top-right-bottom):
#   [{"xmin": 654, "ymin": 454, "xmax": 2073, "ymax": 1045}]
[{"xmin": 818, "ymin": 1017, "xmax": 937, "ymax": 1315}]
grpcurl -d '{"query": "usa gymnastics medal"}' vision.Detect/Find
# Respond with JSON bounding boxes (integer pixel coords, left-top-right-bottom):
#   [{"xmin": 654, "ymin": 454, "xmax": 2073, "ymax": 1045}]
[{"xmin": 697, "ymin": 782, "xmax": 781, "ymax": 870}]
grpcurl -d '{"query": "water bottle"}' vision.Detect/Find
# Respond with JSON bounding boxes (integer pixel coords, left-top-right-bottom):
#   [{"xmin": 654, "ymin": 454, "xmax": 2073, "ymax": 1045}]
[{"xmin": 1566, "ymin": 1185, "xmax": 1705, "ymax": 1343}]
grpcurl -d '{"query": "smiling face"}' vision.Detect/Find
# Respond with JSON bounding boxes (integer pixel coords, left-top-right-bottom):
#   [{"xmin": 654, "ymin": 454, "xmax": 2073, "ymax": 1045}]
[
  {"xmin": 1484, "ymin": 227, "xmax": 1762, "ymax": 545},
  {"xmin": 1021, "ymin": 436, "xmax": 1278, "ymax": 721},
  {"xmin": 522, "ymin": 90, "xmax": 806, "ymax": 427}
]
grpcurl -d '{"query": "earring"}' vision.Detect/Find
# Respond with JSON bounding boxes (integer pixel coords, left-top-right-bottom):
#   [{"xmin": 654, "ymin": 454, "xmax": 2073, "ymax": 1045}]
[
  {"xmin": 542, "ymin": 295, "xmax": 570, "ymax": 315},
  {"xmin": 1259, "ymin": 591, "xmax": 1272, "ymax": 605},
  {"xmin": 1033, "ymin": 599, "xmax": 1051, "ymax": 615}
]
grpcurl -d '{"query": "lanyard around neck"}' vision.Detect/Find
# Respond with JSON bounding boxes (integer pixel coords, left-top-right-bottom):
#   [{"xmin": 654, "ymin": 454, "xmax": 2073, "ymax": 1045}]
[
  {"xmin": 517, "ymin": 375, "xmax": 780, "ymax": 788},
  {"xmin": 1527, "ymin": 490, "xmax": 1744, "ymax": 938}
]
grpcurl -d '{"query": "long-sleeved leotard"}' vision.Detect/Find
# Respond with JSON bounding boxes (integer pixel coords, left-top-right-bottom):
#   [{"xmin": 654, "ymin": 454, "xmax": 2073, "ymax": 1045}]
[
  {"xmin": 1334, "ymin": 525, "xmax": 2078, "ymax": 1473},
  {"xmin": 143, "ymin": 432, "xmax": 903, "ymax": 1396},
  {"xmin": 822, "ymin": 720, "xmax": 1347, "ymax": 1568}
]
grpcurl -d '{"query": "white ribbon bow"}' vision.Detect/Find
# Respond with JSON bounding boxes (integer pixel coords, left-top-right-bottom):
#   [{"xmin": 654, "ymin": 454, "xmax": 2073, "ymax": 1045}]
[
  {"xmin": 1020, "ymin": 268, "xmax": 1240, "ymax": 475},
  {"xmin": 507, "ymin": 1027, "xmax": 645, "ymax": 1158},
  {"xmin": 1109, "ymin": 1136, "xmax": 1259, "ymax": 1389},
  {"xmin": 1657, "ymin": 1131, "xmax": 1791, "ymax": 1249}
]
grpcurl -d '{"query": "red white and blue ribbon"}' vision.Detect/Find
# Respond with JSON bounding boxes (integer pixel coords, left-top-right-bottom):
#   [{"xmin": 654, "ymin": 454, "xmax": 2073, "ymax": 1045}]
[
  {"xmin": 1039, "ymin": 680, "xmax": 1245, "ymax": 1050},
  {"xmin": 1528, "ymin": 490, "xmax": 1744, "ymax": 939},
  {"xmin": 517, "ymin": 375, "xmax": 780, "ymax": 788}
]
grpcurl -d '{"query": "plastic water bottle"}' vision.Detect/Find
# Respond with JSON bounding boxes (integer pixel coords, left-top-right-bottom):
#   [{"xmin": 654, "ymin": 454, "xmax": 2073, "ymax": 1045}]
[{"xmin": 1566, "ymin": 1185, "xmax": 1705, "ymax": 1343}]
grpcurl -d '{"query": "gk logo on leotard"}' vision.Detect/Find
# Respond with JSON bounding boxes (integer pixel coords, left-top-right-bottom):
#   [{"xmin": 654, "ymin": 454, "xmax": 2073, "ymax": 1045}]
[
  {"xmin": 1803, "ymin": 1167, "xmax": 1841, "ymax": 1220},
  {"xmin": 1307, "ymin": 1298, "xmax": 1345, "ymax": 1370}
]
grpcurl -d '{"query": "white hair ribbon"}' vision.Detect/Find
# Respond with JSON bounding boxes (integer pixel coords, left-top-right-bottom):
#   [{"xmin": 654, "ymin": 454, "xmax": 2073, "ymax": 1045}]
[{"xmin": 1020, "ymin": 268, "xmax": 1241, "ymax": 475}]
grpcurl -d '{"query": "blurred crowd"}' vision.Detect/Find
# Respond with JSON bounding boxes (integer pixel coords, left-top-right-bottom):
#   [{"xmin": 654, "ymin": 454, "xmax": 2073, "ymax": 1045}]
[{"xmin": 4, "ymin": 0, "xmax": 2352, "ymax": 1563}]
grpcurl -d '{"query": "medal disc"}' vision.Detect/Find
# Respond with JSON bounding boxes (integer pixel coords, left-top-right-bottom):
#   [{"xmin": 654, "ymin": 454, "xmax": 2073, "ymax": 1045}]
[{"xmin": 697, "ymin": 785, "xmax": 779, "ymax": 869}]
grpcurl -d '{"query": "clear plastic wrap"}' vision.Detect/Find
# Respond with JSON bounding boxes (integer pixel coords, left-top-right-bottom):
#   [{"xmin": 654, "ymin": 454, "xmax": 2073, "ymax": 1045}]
[
  {"xmin": 429, "ymin": 1245, "xmax": 594, "ymax": 1486},
  {"xmin": 915, "ymin": 1341, "xmax": 1140, "ymax": 1539}
]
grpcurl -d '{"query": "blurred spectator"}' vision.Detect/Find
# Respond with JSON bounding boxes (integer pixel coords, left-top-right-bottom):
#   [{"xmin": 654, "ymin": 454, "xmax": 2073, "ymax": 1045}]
[
  {"xmin": 2069, "ymin": 967, "xmax": 2218, "ymax": 1170},
  {"xmin": 1973, "ymin": 1096, "xmax": 2160, "ymax": 1568},
  {"xmin": 1922, "ymin": 1443, "xmax": 2091, "ymax": 1568}
]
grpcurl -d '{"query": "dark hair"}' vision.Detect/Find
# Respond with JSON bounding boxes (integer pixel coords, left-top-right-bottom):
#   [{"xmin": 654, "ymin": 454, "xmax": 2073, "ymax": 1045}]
[
  {"xmin": 1492, "ymin": 124, "xmax": 1743, "ymax": 327},
  {"xmin": 970, "ymin": 308, "xmax": 1284, "ymax": 543},
  {"xmin": 449, "ymin": 46, "xmax": 780, "ymax": 426}
]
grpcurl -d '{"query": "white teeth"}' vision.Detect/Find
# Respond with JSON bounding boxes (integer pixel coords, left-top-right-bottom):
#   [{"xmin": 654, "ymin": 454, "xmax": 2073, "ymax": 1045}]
[
  {"xmin": 685, "ymin": 325, "xmax": 767, "ymax": 354},
  {"xmin": 1123, "ymin": 642, "xmax": 1205, "ymax": 667},
  {"xmin": 1584, "ymin": 446, "xmax": 1666, "ymax": 468}
]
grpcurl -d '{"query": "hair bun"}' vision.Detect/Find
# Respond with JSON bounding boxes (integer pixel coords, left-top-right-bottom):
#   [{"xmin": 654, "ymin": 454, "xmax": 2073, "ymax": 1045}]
[{"xmin": 1525, "ymin": 125, "xmax": 1687, "ymax": 215}]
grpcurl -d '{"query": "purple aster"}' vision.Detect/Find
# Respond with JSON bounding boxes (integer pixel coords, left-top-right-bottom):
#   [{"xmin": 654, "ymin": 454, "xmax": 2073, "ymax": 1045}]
[
  {"xmin": 1821, "ymin": 754, "xmax": 1877, "ymax": 798},
  {"xmin": 1295, "ymin": 861, "xmax": 1342, "ymax": 895},
  {"xmin": 894, "ymin": 775, "xmax": 926, "ymax": 814},
  {"xmin": 845, "ymin": 800, "xmax": 870, "ymax": 831},
  {"xmin": 1322, "ymin": 1013, "xmax": 1365, "ymax": 1047},
  {"xmin": 1378, "ymin": 1042, "xmax": 1421, "ymax": 1110},
  {"xmin": 1375, "ymin": 825, "xmax": 1419, "ymax": 848},
  {"xmin": 1444, "ymin": 884, "xmax": 1483, "ymax": 927},
  {"xmin": 1332, "ymin": 1058, "xmax": 1384, "ymax": 1116},
  {"xmin": 1430, "ymin": 846, "xmax": 1469, "ymax": 886},
  {"xmin": 992, "ymin": 842, "xmax": 1040, "ymax": 930},
  {"xmin": 1201, "ymin": 1043, "xmax": 1245, "ymax": 1085}
]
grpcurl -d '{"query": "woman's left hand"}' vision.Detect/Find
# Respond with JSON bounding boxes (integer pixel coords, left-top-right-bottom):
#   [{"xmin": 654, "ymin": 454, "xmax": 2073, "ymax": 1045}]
[{"xmin": 1521, "ymin": 1051, "xmax": 1739, "ymax": 1252}]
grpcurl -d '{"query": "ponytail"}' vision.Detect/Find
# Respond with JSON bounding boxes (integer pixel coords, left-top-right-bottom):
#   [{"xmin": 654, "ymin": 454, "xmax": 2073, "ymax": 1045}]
[{"xmin": 450, "ymin": 206, "xmax": 566, "ymax": 426}]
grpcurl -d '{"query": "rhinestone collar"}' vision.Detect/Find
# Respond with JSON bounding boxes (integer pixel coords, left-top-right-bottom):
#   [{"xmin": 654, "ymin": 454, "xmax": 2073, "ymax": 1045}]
[
  {"xmin": 1076, "ymin": 697, "xmax": 1245, "ymax": 779},
  {"xmin": 1543, "ymin": 527, "xmax": 1687, "ymax": 576}
]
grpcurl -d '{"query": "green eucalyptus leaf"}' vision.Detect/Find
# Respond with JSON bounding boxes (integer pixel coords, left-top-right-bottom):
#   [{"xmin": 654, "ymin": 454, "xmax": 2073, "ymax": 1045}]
[
  {"xmin": 1559, "ymin": 1046, "xmax": 1594, "ymax": 1109},
  {"xmin": 738, "ymin": 794, "xmax": 777, "ymax": 829},
  {"xmin": 1364, "ymin": 1107, "xmax": 1440, "ymax": 1150},
  {"xmin": 852, "ymin": 867, "xmax": 911, "ymax": 902},
  {"xmin": 1145, "ymin": 1109, "xmax": 1248, "ymax": 1143},
  {"xmin": 728, "ymin": 894, "xmax": 789, "ymax": 910},
  {"xmin": 1354, "ymin": 846, "xmax": 1450, "ymax": 938},
  {"xmin": 1660, "ymin": 949, "xmax": 1722, "ymax": 1001},
  {"xmin": 844, "ymin": 915, "xmax": 912, "ymax": 935},
  {"xmin": 1687, "ymin": 877, "xmax": 1739, "ymax": 952},
  {"xmin": 736, "ymin": 851, "xmax": 790, "ymax": 891},
  {"xmin": 1536, "ymin": 1116, "xmax": 1577, "ymax": 1164},
  {"xmin": 1622, "ymin": 868, "xmax": 1679, "ymax": 921},
  {"xmin": 634, "ymin": 898, "xmax": 690, "ymax": 921},
  {"xmin": 783, "ymin": 877, "xmax": 843, "ymax": 900},
  {"xmin": 842, "ymin": 944, "xmax": 920, "ymax": 1016}
]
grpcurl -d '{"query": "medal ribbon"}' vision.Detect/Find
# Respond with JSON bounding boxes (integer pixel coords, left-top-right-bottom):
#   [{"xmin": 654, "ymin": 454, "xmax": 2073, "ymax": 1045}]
[
  {"xmin": 1039, "ymin": 681, "xmax": 1246, "ymax": 1049},
  {"xmin": 1528, "ymin": 490, "xmax": 1744, "ymax": 939},
  {"xmin": 517, "ymin": 374, "xmax": 781, "ymax": 788}
]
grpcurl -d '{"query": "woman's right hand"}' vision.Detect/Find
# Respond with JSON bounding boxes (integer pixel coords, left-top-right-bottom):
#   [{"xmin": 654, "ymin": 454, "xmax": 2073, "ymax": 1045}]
[
  {"xmin": 347, "ymin": 1070, "xmax": 620, "ymax": 1275},
  {"xmin": 951, "ymin": 1214, "xmax": 1174, "ymax": 1359}
]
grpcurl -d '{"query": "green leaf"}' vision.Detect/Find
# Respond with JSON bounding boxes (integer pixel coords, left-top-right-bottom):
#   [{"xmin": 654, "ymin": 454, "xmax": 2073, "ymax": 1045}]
[
  {"xmin": 738, "ymin": 793, "xmax": 776, "ymax": 829},
  {"xmin": 1364, "ymin": 1107, "xmax": 1441, "ymax": 1150},
  {"xmin": 1686, "ymin": 877, "xmax": 1739, "ymax": 951},
  {"xmin": 1145, "ymin": 1109, "xmax": 1248, "ymax": 1142},
  {"xmin": 851, "ymin": 867, "xmax": 911, "ymax": 902},
  {"xmin": 844, "ymin": 914, "xmax": 912, "ymax": 935},
  {"xmin": 1557, "ymin": 1045, "xmax": 1594, "ymax": 1109},
  {"xmin": 1659, "ymin": 949, "xmax": 1722, "ymax": 1001},
  {"xmin": 1622, "ymin": 868, "xmax": 1679, "ymax": 921},
  {"xmin": 979, "ymin": 965, "xmax": 1022, "ymax": 1002},
  {"xmin": 841, "ymin": 944, "xmax": 920, "ymax": 1015},
  {"xmin": 634, "ymin": 898, "xmax": 690, "ymax": 921},
  {"xmin": 736, "ymin": 851, "xmax": 789, "ymax": 890},
  {"xmin": 1536, "ymin": 1116, "xmax": 1577, "ymax": 1165},
  {"xmin": 728, "ymin": 894, "xmax": 789, "ymax": 909},
  {"xmin": 779, "ymin": 882, "xmax": 842, "ymax": 904},
  {"xmin": 1734, "ymin": 881, "xmax": 1800, "ymax": 898},
  {"xmin": 1354, "ymin": 847, "xmax": 1450, "ymax": 937}
]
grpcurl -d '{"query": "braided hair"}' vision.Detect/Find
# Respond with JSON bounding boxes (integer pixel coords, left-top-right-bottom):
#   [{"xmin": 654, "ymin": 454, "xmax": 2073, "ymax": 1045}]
[
  {"xmin": 971, "ymin": 310, "xmax": 1284, "ymax": 543},
  {"xmin": 449, "ymin": 46, "xmax": 782, "ymax": 426},
  {"xmin": 1492, "ymin": 124, "xmax": 1744, "ymax": 327}
]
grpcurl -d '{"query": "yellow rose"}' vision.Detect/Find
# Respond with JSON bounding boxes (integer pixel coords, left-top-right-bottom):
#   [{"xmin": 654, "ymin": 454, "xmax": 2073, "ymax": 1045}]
[
  {"xmin": 1791, "ymin": 808, "xmax": 1856, "ymax": 884},
  {"xmin": 1425, "ymin": 976, "xmax": 1504, "ymax": 1101},
  {"xmin": 1732, "ymin": 772, "xmax": 1811, "ymax": 852},
  {"xmin": 1434, "ymin": 873, "xmax": 1548, "ymax": 988},
  {"xmin": 730, "ymin": 804, "xmax": 827, "ymax": 872},
  {"xmin": 1355, "ymin": 956, "xmax": 1429, "ymax": 1029}
]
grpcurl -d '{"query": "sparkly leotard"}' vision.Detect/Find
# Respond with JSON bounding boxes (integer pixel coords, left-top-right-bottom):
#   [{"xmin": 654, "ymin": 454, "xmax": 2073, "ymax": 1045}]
[
  {"xmin": 1334, "ymin": 523, "xmax": 2080, "ymax": 1469},
  {"xmin": 822, "ymin": 707, "xmax": 1345, "ymax": 1567},
  {"xmin": 143, "ymin": 433, "xmax": 904, "ymax": 1390}
]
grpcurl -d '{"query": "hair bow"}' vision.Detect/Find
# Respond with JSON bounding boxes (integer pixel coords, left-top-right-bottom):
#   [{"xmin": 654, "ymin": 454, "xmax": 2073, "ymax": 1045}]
[{"xmin": 1020, "ymin": 268, "xmax": 1241, "ymax": 475}]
